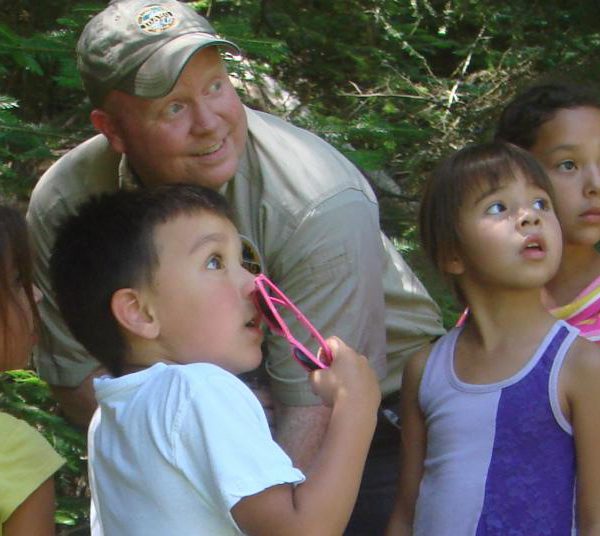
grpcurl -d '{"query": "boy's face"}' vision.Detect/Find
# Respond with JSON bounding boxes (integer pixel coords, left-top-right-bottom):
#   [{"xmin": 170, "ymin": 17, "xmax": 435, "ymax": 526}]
[
  {"xmin": 144, "ymin": 211, "xmax": 263, "ymax": 375},
  {"xmin": 451, "ymin": 174, "xmax": 562, "ymax": 291},
  {"xmin": 530, "ymin": 106, "xmax": 600, "ymax": 247}
]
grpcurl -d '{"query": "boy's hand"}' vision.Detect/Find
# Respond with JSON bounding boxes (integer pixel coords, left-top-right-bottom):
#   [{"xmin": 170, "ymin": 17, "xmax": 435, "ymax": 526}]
[{"xmin": 309, "ymin": 336, "xmax": 381, "ymax": 410}]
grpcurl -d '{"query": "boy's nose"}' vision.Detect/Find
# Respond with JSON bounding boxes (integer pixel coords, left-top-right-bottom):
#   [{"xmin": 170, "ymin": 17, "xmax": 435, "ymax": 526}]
[{"xmin": 241, "ymin": 267, "xmax": 258, "ymax": 297}]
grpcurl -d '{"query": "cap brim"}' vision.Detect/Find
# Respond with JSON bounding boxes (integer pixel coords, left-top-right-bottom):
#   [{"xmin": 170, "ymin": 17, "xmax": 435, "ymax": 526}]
[{"xmin": 120, "ymin": 33, "xmax": 240, "ymax": 99}]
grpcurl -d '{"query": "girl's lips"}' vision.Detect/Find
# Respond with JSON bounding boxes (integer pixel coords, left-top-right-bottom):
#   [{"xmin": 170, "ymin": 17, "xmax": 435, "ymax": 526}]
[
  {"xmin": 580, "ymin": 208, "xmax": 600, "ymax": 223},
  {"xmin": 520, "ymin": 235, "xmax": 546, "ymax": 259}
]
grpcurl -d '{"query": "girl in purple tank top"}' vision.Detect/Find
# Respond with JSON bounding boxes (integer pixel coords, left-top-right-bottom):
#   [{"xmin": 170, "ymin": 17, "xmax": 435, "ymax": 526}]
[{"xmin": 386, "ymin": 142, "xmax": 600, "ymax": 535}]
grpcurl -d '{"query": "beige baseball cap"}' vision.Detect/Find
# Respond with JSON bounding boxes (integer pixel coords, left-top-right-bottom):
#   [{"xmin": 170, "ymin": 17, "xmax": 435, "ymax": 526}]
[{"xmin": 77, "ymin": 0, "xmax": 240, "ymax": 107}]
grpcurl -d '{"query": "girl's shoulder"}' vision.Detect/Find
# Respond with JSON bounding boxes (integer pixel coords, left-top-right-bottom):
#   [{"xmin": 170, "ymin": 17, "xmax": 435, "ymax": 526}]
[
  {"xmin": 403, "ymin": 330, "xmax": 458, "ymax": 391},
  {"xmin": 563, "ymin": 335, "xmax": 600, "ymax": 377}
]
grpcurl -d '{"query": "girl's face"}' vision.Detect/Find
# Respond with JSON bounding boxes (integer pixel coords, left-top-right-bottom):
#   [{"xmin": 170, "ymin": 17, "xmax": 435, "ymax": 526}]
[
  {"xmin": 530, "ymin": 106, "xmax": 600, "ymax": 248},
  {"xmin": 0, "ymin": 262, "xmax": 41, "ymax": 371},
  {"xmin": 451, "ymin": 174, "xmax": 562, "ymax": 291}
]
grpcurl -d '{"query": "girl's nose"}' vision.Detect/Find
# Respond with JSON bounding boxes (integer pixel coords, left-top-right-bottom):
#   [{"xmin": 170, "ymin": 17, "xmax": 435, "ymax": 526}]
[
  {"xmin": 584, "ymin": 164, "xmax": 600, "ymax": 196},
  {"xmin": 519, "ymin": 207, "xmax": 541, "ymax": 227}
]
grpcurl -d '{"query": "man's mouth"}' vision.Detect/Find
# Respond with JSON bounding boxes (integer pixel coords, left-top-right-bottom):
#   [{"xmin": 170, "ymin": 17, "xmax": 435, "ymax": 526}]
[{"xmin": 196, "ymin": 141, "xmax": 224, "ymax": 156}]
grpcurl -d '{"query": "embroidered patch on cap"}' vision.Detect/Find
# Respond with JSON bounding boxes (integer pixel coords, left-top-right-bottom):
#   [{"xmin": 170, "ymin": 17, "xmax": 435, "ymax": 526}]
[{"xmin": 137, "ymin": 5, "xmax": 178, "ymax": 34}]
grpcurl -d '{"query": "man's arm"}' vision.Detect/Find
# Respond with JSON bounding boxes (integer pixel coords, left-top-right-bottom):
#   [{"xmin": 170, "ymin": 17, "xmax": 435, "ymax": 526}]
[
  {"xmin": 49, "ymin": 366, "xmax": 107, "ymax": 428},
  {"xmin": 26, "ymin": 134, "xmax": 121, "ymax": 427},
  {"xmin": 273, "ymin": 404, "xmax": 331, "ymax": 470}
]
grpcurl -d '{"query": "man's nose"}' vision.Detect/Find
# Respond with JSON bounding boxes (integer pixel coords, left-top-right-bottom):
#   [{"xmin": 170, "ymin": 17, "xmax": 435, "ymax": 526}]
[{"xmin": 190, "ymin": 100, "xmax": 218, "ymax": 133}]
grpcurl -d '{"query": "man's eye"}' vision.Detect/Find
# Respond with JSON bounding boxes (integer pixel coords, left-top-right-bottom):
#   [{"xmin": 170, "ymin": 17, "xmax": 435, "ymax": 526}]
[
  {"xmin": 206, "ymin": 255, "xmax": 224, "ymax": 270},
  {"xmin": 533, "ymin": 198, "xmax": 550, "ymax": 211},
  {"xmin": 486, "ymin": 202, "xmax": 506, "ymax": 215},
  {"xmin": 208, "ymin": 80, "xmax": 222, "ymax": 93},
  {"xmin": 558, "ymin": 160, "xmax": 576, "ymax": 172},
  {"xmin": 165, "ymin": 102, "xmax": 185, "ymax": 117}
]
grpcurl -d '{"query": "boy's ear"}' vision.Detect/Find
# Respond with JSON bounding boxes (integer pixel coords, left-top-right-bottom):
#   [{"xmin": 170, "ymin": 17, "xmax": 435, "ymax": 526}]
[
  {"xmin": 111, "ymin": 288, "xmax": 160, "ymax": 340},
  {"xmin": 90, "ymin": 108, "xmax": 126, "ymax": 154}
]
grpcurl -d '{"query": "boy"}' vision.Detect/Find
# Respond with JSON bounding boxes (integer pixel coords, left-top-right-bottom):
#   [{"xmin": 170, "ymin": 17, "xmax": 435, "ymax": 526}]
[{"xmin": 50, "ymin": 184, "xmax": 380, "ymax": 535}]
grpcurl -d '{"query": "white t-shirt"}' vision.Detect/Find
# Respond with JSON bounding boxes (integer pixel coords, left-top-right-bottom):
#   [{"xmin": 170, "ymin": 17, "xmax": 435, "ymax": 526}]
[{"xmin": 88, "ymin": 362, "xmax": 305, "ymax": 535}]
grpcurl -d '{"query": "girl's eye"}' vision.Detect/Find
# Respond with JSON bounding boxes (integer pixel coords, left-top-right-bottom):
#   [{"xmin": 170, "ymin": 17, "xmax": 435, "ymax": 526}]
[
  {"xmin": 557, "ymin": 160, "xmax": 576, "ymax": 172},
  {"xmin": 206, "ymin": 255, "xmax": 224, "ymax": 270},
  {"xmin": 486, "ymin": 202, "xmax": 506, "ymax": 215},
  {"xmin": 533, "ymin": 198, "xmax": 550, "ymax": 211}
]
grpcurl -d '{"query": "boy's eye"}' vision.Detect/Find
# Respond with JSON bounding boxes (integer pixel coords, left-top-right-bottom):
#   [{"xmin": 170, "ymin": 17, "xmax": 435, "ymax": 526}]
[
  {"xmin": 532, "ymin": 198, "xmax": 550, "ymax": 211},
  {"xmin": 206, "ymin": 255, "xmax": 224, "ymax": 270},
  {"xmin": 558, "ymin": 160, "xmax": 576, "ymax": 172},
  {"xmin": 485, "ymin": 202, "xmax": 506, "ymax": 215}
]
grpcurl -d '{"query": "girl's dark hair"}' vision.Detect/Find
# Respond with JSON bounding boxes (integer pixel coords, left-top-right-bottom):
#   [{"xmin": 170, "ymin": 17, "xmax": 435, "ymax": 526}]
[
  {"xmin": 495, "ymin": 81, "xmax": 600, "ymax": 149},
  {"xmin": 419, "ymin": 142, "xmax": 555, "ymax": 304},
  {"xmin": 0, "ymin": 205, "xmax": 39, "ymax": 366},
  {"xmin": 50, "ymin": 184, "xmax": 232, "ymax": 377}
]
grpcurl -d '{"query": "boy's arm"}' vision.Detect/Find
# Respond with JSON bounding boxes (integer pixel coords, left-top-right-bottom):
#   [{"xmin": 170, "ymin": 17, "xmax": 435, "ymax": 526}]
[
  {"xmin": 385, "ymin": 346, "xmax": 429, "ymax": 536},
  {"xmin": 565, "ymin": 339, "xmax": 600, "ymax": 535},
  {"xmin": 231, "ymin": 337, "xmax": 380, "ymax": 536}
]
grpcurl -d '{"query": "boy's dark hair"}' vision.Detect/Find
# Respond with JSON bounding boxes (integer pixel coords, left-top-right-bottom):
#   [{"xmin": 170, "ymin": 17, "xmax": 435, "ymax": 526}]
[
  {"xmin": 419, "ymin": 141, "xmax": 555, "ymax": 304},
  {"xmin": 495, "ymin": 81, "xmax": 600, "ymax": 149},
  {"xmin": 0, "ymin": 204, "xmax": 39, "ymax": 364},
  {"xmin": 50, "ymin": 184, "xmax": 232, "ymax": 377}
]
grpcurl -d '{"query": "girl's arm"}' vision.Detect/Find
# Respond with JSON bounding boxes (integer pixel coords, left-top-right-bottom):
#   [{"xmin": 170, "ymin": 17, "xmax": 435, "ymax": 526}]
[
  {"xmin": 231, "ymin": 337, "xmax": 381, "ymax": 536},
  {"xmin": 4, "ymin": 477, "xmax": 56, "ymax": 536},
  {"xmin": 385, "ymin": 346, "xmax": 429, "ymax": 536},
  {"xmin": 564, "ymin": 338, "xmax": 600, "ymax": 535}
]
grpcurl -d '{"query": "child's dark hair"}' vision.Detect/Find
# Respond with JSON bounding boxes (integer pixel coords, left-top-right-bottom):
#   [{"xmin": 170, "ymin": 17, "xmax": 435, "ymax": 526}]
[
  {"xmin": 0, "ymin": 204, "xmax": 39, "ymax": 364},
  {"xmin": 495, "ymin": 81, "xmax": 600, "ymax": 149},
  {"xmin": 50, "ymin": 184, "xmax": 232, "ymax": 377},
  {"xmin": 419, "ymin": 141, "xmax": 554, "ymax": 303}
]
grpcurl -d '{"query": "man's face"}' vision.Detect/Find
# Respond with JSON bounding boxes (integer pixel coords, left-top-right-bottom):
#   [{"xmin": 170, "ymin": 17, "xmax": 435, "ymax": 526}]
[{"xmin": 105, "ymin": 47, "xmax": 247, "ymax": 189}]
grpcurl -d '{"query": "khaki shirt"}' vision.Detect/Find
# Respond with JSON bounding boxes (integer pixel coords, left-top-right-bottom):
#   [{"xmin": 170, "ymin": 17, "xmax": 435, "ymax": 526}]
[{"xmin": 27, "ymin": 107, "xmax": 444, "ymax": 405}]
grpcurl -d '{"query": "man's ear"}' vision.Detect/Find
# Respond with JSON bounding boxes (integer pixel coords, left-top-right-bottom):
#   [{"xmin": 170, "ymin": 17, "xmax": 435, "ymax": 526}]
[
  {"xmin": 111, "ymin": 288, "xmax": 159, "ymax": 340},
  {"xmin": 90, "ymin": 108, "xmax": 126, "ymax": 154}
]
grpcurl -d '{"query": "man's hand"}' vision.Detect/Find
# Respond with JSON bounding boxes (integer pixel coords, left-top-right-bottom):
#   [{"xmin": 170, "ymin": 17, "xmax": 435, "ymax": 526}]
[{"xmin": 50, "ymin": 366, "xmax": 107, "ymax": 429}]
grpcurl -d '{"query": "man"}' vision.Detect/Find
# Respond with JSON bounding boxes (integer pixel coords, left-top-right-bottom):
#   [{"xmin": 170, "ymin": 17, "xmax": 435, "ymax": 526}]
[{"xmin": 27, "ymin": 1, "xmax": 444, "ymax": 532}]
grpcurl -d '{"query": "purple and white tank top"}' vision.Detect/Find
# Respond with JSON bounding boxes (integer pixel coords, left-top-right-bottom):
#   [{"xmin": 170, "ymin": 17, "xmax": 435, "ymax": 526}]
[{"xmin": 414, "ymin": 320, "xmax": 579, "ymax": 535}]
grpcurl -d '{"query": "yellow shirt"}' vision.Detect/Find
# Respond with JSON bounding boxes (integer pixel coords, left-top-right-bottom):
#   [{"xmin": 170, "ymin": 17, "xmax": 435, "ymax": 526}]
[{"xmin": 0, "ymin": 413, "xmax": 64, "ymax": 533}]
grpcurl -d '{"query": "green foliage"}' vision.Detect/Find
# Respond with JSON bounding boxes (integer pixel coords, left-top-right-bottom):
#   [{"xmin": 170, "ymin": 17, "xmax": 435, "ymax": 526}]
[{"xmin": 0, "ymin": 370, "xmax": 89, "ymax": 533}]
